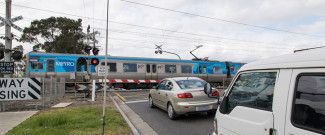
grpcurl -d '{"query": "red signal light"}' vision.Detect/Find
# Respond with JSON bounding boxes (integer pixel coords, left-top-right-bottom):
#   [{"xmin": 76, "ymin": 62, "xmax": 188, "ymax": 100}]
[{"xmin": 91, "ymin": 58, "xmax": 99, "ymax": 66}]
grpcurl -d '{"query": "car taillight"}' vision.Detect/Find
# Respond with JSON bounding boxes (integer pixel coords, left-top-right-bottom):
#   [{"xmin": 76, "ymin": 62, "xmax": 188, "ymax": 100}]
[
  {"xmin": 212, "ymin": 91, "xmax": 220, "ymax": 97},
  {"xmin": 177, "ymin": 93, "xmax": 193, "ymax": 98}
]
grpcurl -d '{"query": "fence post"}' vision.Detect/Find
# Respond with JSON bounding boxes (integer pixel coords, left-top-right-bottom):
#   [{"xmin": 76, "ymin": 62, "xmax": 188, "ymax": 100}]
[
  {"xmin": 50, "ymin": 76, "xmax": 53, "ymax": 102},
  {"xmin": 55, "ymin": 78, "xmax": 57, "ymax": 100},
  {"xmin": 0, "ymin": 102, "xmax": 4, "ymax": 112},
  {"xmin": 42, "ymin": 77, "xmax": 45, "ymax": 109},
  {"xmin": 92, "ymin": 80, "xmax": 96, "ymax": 101}
]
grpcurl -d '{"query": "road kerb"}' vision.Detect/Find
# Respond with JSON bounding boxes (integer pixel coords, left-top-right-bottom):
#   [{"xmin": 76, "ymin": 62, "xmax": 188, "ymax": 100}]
[
  {"xmin": 114, "ymin": 92, "xmax": 126, "ymax": 102},
  {"xmin": 111, "ymin": 96, "xmax": 158, "ymax": 135},
  {"xmin": 110, "ymin": 95, "xmax": 140, "ymax": 135}
]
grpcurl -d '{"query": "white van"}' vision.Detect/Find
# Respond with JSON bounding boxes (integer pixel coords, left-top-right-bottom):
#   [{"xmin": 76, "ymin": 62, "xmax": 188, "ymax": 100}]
[{"xmin": 208, "ymin": 48, "xmax": 325, "ymax": 135}]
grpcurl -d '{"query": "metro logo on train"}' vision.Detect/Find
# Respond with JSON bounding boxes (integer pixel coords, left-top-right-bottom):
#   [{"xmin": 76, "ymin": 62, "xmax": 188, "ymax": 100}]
[{"xmin": 0, "ymin": 78, "xmax": 41, "ymax": 101}]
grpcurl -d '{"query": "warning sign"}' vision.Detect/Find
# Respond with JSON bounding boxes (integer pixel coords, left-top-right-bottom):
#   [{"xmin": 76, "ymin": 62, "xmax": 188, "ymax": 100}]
[
  {"xmin": 0, "ymin": 62, "xmax": 14, "ymax": 74},
  {"xmin": 0, "ymin": 78, "xmax": 41, "ymax": 101}
]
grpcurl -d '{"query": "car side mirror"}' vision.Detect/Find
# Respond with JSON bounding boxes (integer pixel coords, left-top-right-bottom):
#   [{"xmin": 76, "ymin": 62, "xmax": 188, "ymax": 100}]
[
  {"xmin": 204, "ymin": 83, "xmax": 212, "ymax": 95},
  {"xmin": 204, "ymin": 83, "xmax": 220, "ymax": 100},
  {"xmin": 166, "ymin": 84, "xmax": 173, "ymax": 90}
]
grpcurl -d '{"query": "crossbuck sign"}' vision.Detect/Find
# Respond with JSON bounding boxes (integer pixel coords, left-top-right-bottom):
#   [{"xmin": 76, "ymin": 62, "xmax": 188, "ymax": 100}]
[{"xmin": 0, "ymin": 78, "xmax": 41, "ymax": 101}]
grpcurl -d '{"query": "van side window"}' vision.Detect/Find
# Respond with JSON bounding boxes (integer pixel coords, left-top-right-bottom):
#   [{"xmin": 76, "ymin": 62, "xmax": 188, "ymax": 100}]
[
  {"xmin": 292, "ymin": 75, "xmax": 325, "ymax": 134},
  {"xmin": 222, "ymin": 72, "xmax": 277, "ymax": 113}
]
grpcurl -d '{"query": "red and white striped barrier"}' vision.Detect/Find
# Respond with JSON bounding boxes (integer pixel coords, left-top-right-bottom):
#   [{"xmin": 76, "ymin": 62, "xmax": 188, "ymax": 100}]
[{"xmin": 98, "ymin": 79, "xmax": 160, "ymax": 84}]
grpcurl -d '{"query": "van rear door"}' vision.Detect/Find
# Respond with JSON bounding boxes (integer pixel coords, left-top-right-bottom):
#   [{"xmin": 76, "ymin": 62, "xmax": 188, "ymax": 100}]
[
  {"xmin": 216, "ymin": 70, "xmax": 278, "ymax": 135},
  {"xmin": 285, "ymin": 69, "xmax": 325, "ymax": 135}
]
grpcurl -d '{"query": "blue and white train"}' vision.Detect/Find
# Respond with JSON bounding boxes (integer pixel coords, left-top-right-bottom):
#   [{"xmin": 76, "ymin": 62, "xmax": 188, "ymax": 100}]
[{"xmin": 26, "ymin": 52, "xmax": 244, "ymax": 88}]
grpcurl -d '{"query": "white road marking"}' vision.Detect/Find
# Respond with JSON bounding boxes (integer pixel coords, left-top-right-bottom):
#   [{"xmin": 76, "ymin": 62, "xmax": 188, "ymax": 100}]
[{"xmin": 125, "ymin": 100, "xmax": 148, "ymax": 104}]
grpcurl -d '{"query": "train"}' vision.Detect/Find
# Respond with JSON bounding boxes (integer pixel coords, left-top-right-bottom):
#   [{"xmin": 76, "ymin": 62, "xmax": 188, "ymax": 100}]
[{"xmin": 26, "ymin": 52, "xmax": 244, "ymax": 89}]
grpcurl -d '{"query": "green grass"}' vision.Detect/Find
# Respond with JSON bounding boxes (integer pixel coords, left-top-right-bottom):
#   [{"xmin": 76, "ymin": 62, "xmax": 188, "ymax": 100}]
[{"xmin": 6, "ymin": 106, "xmax": 131, "ymax": 135}]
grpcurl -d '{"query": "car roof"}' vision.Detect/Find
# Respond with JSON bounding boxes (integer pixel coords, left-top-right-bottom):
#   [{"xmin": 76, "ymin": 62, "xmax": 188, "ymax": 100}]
[
  {"xmin": 165, "ymin": 77, "xmax": 203, "ymax": 81},
  {"xmin": 240, "ymin": 47, "xmax": 325, "ymax": 71}
]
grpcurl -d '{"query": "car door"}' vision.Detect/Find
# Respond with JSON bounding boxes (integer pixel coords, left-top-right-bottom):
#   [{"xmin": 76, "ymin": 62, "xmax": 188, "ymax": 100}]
[
  {"xmin": 155, "ymin": 80, "xmax": 167, "ymax": 108},
  {"xmin": 159, "ymin": 80, "xmax": 173, "ymax": 110},
  {"xmin": 217, "ymin": 70, "xmax": 278, "ymax": 135},
  {"xmin": 285, "ymin": 68, "xmax": 325, "ymax": 135}
]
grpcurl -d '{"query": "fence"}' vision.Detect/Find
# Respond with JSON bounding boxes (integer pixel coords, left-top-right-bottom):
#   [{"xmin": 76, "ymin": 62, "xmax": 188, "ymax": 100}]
[{"xmin": 0, "ymin": 76, "xmax": 66, "ymax": 112}]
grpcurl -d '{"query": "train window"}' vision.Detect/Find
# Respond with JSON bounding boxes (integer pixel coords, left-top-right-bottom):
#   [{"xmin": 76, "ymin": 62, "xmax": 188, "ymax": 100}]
[
  {"xmin": 101, "ymin": 62, "xmax": 117, "ymax": 72},
  {"xmin": 47, "ymin": 59, "xmax": 55, "ymax": 72},
  {"xmin": 165, "ymin": 64, "xmax": 177, "ymax": 73},
  {"xmin": 146, "ymin": 64, "xmax": 150, "ymax": 73},
  {"xmin": 199, "ymin": 66, "xmax": 207, "ymax": 74},
  {"xmin": 181, "ymin": 65, "xmax": 192, "ymax": 73},
  {"xmin": 152, "ymin": 64, "xmax": 157, "ymax": 73},
  {"xmin": 31, "ymin": 62, "xmax": 43, "ymax": 70},
  {"xmin": 214, "ymin": 66, "xmax": 222, "ymax": 74},
  {"xmin": 123, "ymin": 63, "xmax": 137, "ymax": 72}
]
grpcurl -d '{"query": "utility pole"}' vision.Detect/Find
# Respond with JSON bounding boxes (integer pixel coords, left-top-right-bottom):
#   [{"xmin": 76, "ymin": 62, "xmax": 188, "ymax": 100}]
[
  {"xmin": 4, "ymin": 0, "xmax": 12, "ymax": 67},
  {"xmin": 102, "ymin": 0, "xmax": 110, "ymax": 134}
]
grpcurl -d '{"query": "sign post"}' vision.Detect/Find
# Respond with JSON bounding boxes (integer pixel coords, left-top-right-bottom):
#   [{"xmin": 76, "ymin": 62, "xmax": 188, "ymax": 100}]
[{"xmin": 92, "ymin": 80, "xmax": 96, "ymax": 101}]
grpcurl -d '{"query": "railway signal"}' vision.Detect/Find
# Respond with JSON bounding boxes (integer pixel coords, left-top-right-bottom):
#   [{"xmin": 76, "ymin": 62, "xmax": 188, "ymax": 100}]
[
  {"xmin": 77, "ymin": 57, "xmax": 87, "ymax": 71},
  {"xmin": 92, "ymin": 47, "xmax": 99, "ymax": 55},
  {"xmin": 91, "ymin": 58, "xmax": 99, "ymax": 66},
  {"xmin": 84, "ymin": 45, "xmax": 92, "ymax": 55}
]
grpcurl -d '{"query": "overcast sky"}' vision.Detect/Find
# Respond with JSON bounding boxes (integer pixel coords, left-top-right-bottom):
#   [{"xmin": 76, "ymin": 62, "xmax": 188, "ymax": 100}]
[{"xmin": 1, "ymin": 0, "xmax": 325, "ymax": 62}]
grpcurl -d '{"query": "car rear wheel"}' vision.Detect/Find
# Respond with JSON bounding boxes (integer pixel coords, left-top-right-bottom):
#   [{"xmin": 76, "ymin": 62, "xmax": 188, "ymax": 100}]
[
  {"xmin": 167, "ymin": 104, "xmax": 177, "ymax": 120},
  {"xmin": 149, "ymin": 96, "xmax": 155, "ymax": 108}
]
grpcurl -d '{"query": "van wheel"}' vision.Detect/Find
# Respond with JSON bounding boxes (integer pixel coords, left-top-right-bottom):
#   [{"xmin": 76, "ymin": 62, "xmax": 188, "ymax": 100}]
[
  {"xmin": 167, "ymin": 104, "xmax": 177, "ymax": 120},
  {"xmin": 149, "ymin": 96, "xmax": 155, "ymax": 108}
]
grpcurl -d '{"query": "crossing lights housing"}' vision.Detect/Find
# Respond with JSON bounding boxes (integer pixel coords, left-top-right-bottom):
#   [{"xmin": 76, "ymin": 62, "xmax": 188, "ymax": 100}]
[
  {"xmin": 84, "ymin": 45, "xmax": 92, "ymax": 55},
  {"xmin": 91, "ymin": 58, "xmax": 99, "ymax": 66},
  {"xmin": 76, "ymin": 57, "xmax": 87, "ymax": 71},
  {"xmin": 0, "ymin": 44, "xmax": 23, "ymax": 61},
  {"xmin": 92, "ymin": 47, "xmax": 99, "ymax": 55}
]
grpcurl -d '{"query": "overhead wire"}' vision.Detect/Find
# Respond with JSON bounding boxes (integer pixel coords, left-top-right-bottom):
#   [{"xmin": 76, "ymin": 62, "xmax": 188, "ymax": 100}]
[
  {"xmin": 0, "ymin": 2, "xmax": 313, "ymax": 48},
  {"xmin": 119, "ymin": 0, "xmax": 325, "ymax": 38}
]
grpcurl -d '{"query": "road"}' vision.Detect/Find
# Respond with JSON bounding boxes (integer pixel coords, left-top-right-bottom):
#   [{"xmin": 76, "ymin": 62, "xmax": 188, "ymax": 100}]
[{"xmin": 114, "ymin": 90, "xmax": 215, "ymax": 135}]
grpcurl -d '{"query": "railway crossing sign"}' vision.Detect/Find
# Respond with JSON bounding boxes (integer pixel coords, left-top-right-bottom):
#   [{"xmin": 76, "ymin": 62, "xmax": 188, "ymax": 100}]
[
  {"xmin": 0, "ymin": 16, "xmax": 23, "ymax": 32},
  {"xmin": 97, "ymin": 66, "xmax": 109, "ymax": 76},
  {"xmin": 0, "ymin": 78, "xmax": 41, "ymax": 101}
]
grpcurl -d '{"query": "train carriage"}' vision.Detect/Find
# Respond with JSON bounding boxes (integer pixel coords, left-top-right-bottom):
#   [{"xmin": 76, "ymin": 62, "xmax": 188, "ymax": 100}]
[{"xmin": 26, "ymin": 52, "xmax": 244, "ymax": 89}]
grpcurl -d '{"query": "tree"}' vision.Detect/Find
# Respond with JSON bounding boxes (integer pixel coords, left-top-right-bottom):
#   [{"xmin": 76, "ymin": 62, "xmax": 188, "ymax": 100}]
[{"xmin": 20, "ymin": 17, "xmax": 86, "ymax": 54}]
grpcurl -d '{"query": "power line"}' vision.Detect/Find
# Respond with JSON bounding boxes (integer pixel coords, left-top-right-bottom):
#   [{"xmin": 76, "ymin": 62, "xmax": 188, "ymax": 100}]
[
  {"xmin": 119, "ymin": 0, "xmax": 325, "ymax": 38},
  {"xmin": 4, "ymin": 12, "xmax": 297, "ymax": 50},
  {"xmin": 0, "ymin": 2, "xmax": 314, "ymax": 47}
]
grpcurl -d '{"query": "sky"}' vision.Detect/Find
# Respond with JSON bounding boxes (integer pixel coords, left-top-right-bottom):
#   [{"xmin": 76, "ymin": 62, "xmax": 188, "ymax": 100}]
[{"xmin": 0, "ymin": 0, "xmax": 325, "ymax": 63}]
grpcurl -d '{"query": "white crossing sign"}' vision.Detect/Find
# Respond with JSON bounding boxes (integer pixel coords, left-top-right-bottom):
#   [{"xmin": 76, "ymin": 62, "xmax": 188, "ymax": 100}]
[
  {"xmin": 0, "ymin": 78, "xmax": 41, "ymax": 101},
  {"xmin": 96, "ymin": 66, "xmax": 109, "ymax": 76},
  {"xmin": 0, "ymin": 16, "xmax": 23, "ymax": 31}
]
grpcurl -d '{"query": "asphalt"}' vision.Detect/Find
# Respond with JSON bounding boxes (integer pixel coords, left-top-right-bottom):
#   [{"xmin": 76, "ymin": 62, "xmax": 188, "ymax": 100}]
[{"xmin": 126, "ymin": 101, "xmax": 215, "ymax": 135}]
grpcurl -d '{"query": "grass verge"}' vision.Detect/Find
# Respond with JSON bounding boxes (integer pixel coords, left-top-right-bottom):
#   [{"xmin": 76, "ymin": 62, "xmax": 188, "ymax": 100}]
[{"xmin": 6, "ymin": 106, "xmax": 131, "ymax": 135}]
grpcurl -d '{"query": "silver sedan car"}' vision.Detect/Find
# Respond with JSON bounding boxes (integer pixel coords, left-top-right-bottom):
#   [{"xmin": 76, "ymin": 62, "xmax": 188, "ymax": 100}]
[{"xmin": 149, "ymin": 77, "xmax": 219, "ymax": 120}]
